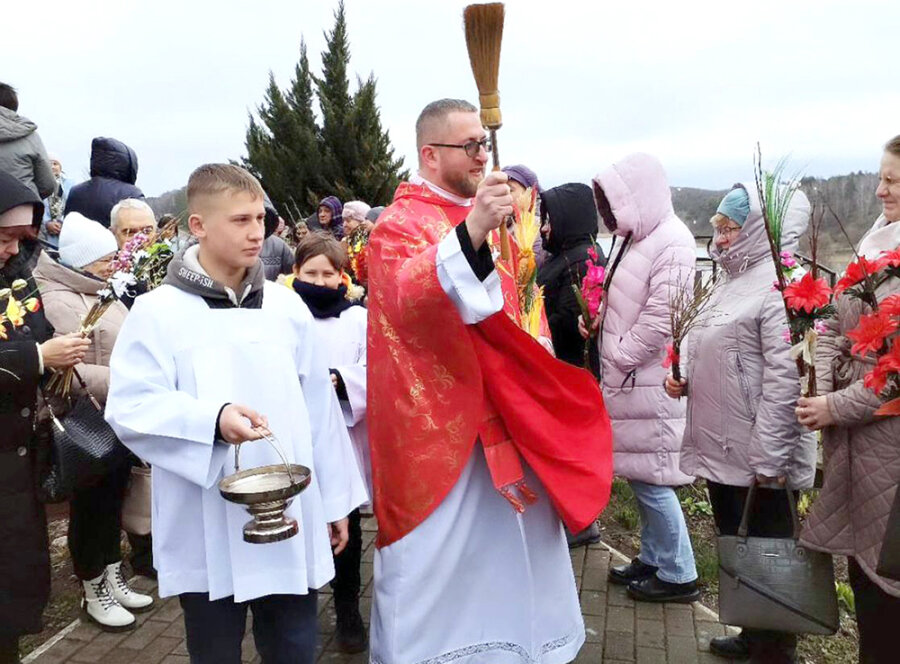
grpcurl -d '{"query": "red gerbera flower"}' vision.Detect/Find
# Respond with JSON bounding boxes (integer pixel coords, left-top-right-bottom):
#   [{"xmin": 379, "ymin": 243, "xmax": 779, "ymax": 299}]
[
  {"xmin": 847, "ymin": 311, "xmax": 899, "ymax": 357},
  {"xmin": 835, "ymin": 257, "xmax": 886, "ymax": 296},
  {"xmin": 783, "ymin": 272, "xmax": 832, "ymax": 313},
  {"xmin": 880, "ymin": 248, "xmax": 900, "ymax": 269},
  {"xmin": 866, "ymin": 337, "xmax": 900, "ymax": 395},
  {"xmin": 879, "ymin": 294, "xmax": 900, "ymax": 316}
]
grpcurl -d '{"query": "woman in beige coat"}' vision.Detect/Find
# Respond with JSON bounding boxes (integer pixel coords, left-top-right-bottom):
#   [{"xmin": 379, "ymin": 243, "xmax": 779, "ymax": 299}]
[
  {"xmin": 33, "ymin": 212, "xmax": 153, "ymax": 632},
  {"xmin": 798, "ymin": 135, "xmax": 900, "ymax": 663}
]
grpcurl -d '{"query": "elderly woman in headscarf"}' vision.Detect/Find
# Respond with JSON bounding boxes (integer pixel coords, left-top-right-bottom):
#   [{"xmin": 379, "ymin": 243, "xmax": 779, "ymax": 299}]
[
  {"xmin": 308, "ymin": 195, "xmax": 344, "ymax": 240},
  {"xmin": 665, "ymin": 184, "xmax": 816, "ymax": 663}
]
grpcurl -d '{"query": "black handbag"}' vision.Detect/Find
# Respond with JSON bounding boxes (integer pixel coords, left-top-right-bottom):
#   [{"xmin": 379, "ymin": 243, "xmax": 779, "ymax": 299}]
[
  {"xmin": 876, "ymin": 484, "xmax": 900, "ymax": 581},
  {"xmin": 37, "ymin": 370, "xmax": 130, "ymax": 503},
  {"xmin": 717, "ymin": 482, "xmax": 839, "ymax": 635}
]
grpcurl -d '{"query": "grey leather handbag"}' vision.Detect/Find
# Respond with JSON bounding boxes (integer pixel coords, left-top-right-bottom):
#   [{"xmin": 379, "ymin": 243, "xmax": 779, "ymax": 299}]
[{"xmin": 717, "ymin": 482, "xmax": 839, "ymax": 635}]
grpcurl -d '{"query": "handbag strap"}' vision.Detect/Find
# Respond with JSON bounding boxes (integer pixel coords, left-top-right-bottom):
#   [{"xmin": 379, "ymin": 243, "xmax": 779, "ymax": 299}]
[
  {"xmin": 738, "ymin": 481, "xmax": 802, "ymax": 539},
  {"xmin": 70, "ymin": 368, "xmax": 102, "ymax": 411}
]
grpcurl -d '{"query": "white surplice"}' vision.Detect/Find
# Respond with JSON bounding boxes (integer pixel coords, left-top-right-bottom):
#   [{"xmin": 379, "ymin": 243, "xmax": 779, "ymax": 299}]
[
  {"xmin": 308, "ymin": 304, "xmax": 371, "ymax": 503},
  {"xmin": 369, "ymin": 223, "xmax": 585, "ymax": 664},
  {"xmin": 106, "ymin": 281, "xmax": 368, "ymax": 602}
]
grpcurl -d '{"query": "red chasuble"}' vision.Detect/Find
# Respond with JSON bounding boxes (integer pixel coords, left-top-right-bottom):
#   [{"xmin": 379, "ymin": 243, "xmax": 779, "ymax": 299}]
[{"xmin": 367, "ymin": 182, "xmax": 613, "ymax": 548}]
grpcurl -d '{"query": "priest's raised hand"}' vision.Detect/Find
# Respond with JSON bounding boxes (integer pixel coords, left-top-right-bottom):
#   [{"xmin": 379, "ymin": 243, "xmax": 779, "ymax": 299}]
[
  {"xmin": 217, "ymin": 403, "xmax": 269, "ymax": 444},
  {"xmin": 464, "ymin": 170, "xmax": 514, "ymax": 250}
]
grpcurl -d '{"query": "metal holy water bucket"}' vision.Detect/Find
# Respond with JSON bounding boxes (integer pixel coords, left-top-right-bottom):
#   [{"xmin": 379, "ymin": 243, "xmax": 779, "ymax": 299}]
[{"xmin": 218, "ymin": 429, "xmax": 311, "ymax": 544}]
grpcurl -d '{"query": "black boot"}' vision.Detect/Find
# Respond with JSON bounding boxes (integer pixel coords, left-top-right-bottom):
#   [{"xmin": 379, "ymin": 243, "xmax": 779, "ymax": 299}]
[
  {"xmin": 608, "ymin": 557, "xmax": 658, "ymax": 585},
  {"xmin": 334, "ymin": 598, "xmax": 368, "ymax": 654},
  {"xmin": 627, "ymin": 575, "xmax": 700, "ymax": 603},
  {"xmin": 566, "ymin": 522, "xmax": 601, "ymax": 549},
  {"xmin": 709, "ymin": 633, "xmax": 751, "ymax": 660}
]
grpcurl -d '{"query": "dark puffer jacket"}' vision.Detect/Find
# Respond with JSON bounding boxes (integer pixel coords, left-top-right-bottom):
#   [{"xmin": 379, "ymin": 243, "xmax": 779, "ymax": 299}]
[
  {"xmin": 0, "ymin": 173, "xmax": 53, "ymax": 638},
  {"xmin": 537, "ymin": 183, "xmax": 604, "ymax": 377},
  {"xmin": 64, "ymin": 137, "xmax": 143, "ymax": 226}
]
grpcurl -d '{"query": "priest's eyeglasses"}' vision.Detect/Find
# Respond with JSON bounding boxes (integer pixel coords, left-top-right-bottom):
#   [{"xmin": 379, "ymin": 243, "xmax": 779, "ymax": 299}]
[{"xmin": 428, "ymin": 137, "xmax": 492, "ymax": 159}]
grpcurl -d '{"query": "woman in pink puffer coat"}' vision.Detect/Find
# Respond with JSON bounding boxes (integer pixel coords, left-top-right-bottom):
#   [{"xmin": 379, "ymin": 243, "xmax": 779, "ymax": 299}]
[{"xmin": 586, "ymin": 153, "xmax": 699, "ymax": 603}]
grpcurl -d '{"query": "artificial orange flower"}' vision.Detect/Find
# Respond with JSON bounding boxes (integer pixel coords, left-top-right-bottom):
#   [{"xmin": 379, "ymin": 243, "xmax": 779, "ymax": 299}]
[
  {"xmin": 835, "ymin": 257, "xmax": 886, "ymax": 296},
  {"xmin": 865, "ymin": 337, "xmax": 900, "ymax": 395},
  {"xmin": 23, "ymin": 297, "xmax": 40, "ymax": 313},
  {"xmin": 847, "ymin": 311, "xmax": 899, "ymax": 357},
  {"xmin": 783, "ymin": 272, "xmax": 832, "ymax": 313}
]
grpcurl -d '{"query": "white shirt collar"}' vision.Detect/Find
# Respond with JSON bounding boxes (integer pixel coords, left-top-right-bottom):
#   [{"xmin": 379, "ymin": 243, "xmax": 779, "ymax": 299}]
[{"xmin": 410, "ymin": 173, "xmax": 473, "ymax": 207}]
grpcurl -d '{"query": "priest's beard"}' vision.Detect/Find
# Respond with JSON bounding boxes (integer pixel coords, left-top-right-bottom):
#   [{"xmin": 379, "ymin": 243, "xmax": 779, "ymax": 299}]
[{"xmin": 444, "ymin": 170, "xmax": 481, "ymax": 199}]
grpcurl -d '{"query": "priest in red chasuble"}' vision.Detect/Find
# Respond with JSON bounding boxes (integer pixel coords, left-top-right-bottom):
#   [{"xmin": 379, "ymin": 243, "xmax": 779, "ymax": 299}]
[{"xmin": 366, "ymin": 98, "xmax": 613, "ymax": 664}]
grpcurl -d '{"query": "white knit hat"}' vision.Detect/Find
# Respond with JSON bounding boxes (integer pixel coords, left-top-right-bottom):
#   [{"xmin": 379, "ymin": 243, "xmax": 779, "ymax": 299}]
[{"xmin": 59, "ymin": 212, "xmax": 119, "ymax": 269}]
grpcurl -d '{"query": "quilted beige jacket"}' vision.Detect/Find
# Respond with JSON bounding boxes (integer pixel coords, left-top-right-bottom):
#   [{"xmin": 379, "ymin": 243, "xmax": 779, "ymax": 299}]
[{"xmin": 800, "ymin": 274, "xmax": 900, "ymax": 596}]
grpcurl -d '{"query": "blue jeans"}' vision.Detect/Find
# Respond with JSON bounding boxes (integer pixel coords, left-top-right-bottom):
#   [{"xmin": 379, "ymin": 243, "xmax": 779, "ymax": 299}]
[
  {"xmin": 179, "ymin": 591, "xmax": 318, "ymax": 664},
  {"xmin": 629, "ymin": 480, "xmax": 697, "ymax": 584}
]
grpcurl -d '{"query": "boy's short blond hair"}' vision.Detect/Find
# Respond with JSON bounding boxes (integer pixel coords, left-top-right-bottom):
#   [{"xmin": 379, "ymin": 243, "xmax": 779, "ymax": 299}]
[{"xmin": 187, "ymin": 164, "xmax": 264, "ymax": 211}]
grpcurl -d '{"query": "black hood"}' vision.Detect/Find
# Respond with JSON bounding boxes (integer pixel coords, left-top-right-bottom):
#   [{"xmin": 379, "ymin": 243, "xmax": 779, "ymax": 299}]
[
  {"xmin": 263, "ymin": 192, "xmax": 278, "ymax": 238},
  {"xmin": 540, "ymin": 183, "xmax": 598, "ymax": 254},
  {"xmin": 0, "ymin": 171, "xmax": 43, "ymax": 226},
  {"xmin": 89, "ymin": 136, "xmax": 139, "ymax": 184}
]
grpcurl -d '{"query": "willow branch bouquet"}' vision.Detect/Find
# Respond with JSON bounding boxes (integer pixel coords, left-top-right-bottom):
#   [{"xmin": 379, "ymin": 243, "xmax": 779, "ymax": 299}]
[{"xmin": 666, "ymin": 271, "xmax": 718, "ymax": 383}]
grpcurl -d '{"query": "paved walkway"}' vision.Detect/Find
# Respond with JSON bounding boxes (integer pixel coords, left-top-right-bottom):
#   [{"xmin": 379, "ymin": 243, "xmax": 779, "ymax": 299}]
[{"xmin": 25, "ymin": 518, "xmax": 735, "ymax": 663}]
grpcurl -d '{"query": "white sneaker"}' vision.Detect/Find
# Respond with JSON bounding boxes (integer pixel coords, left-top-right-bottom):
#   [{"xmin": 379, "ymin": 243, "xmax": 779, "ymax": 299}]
[
  {"xmin": 106, "ymin": 561, "xmax": 155, "ymax": 612},
  {"xmin": 82, "ymin": 571, "xmax": 136, "ymax": 632}
]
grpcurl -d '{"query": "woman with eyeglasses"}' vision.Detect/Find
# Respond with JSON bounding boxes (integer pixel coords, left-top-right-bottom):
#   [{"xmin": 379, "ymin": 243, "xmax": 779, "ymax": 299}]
[
  {"xmin": 664, "ymin": 185, "xmax": 816, "ymax": 663},
  {"xmin": 33, "ymin": 212, "xmax": 154, "ymax": 632},
  {"xmin": 582, "ymin": 153, "xmax": 700, "ymax": 603}
]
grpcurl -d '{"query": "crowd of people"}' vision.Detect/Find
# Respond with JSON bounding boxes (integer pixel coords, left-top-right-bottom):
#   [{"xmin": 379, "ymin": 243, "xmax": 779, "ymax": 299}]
[{"xmin": 2, "ymin": 78, "xmax": 900, "ymax": 664}]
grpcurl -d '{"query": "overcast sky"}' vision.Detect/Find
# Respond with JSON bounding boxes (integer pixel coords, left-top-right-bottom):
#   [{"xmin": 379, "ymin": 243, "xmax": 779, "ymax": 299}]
[{"xmin": 4, "ymin": 0, "xmax": 898, "ymax": 199}]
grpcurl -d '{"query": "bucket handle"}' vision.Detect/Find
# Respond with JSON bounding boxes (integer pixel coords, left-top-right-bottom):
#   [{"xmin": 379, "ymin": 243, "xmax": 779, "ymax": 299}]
[{"xmin": 234, "ymin": 426, "xmax": 295, "ymax": 483}]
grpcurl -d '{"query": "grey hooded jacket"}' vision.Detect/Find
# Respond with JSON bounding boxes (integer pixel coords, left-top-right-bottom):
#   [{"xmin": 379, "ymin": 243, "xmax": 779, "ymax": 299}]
[
  {"xmin": 0, "ymin": 107, "xmax": 56, "ymax": 199},
  {"xmin": 678, "ymin": 183, "xmax": 817, "ymax": 489}
]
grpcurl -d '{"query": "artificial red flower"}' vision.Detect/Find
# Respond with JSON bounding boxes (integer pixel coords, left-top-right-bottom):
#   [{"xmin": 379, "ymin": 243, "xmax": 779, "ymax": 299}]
[
  {"xmin": 783, "ymin": 272, "xmax": 832, "ymax": 313},
  {"xmin": 662, "ymin": 343, "xmax": 679, "ymax": 369},
  {"xmin": 865, "ymin": 362, "xmax": 890, "ymax": 395},
  {"xmin": 835, "ymin": 257, "xmax": 886, "ymax": 296},
  {"xmin": 880, "ymin": 294, "xmax": 900, "ymax": 317},
  {"xmin": 847, "ymin": 311, "xmax": 899, "ymax": 357},
  {"xmin": 879, "ymin": 248, "xmax": 900, "ymax": 269}
]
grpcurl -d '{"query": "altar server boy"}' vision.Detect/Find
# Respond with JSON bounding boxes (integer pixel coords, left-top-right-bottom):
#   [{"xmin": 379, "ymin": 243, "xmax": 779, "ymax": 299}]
[{"xmin": 106, "ymin": 164, "xmax": 367, "ymax": 664}]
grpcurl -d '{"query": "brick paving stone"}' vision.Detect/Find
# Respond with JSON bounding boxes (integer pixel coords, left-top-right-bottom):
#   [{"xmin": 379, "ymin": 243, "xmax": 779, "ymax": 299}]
[
  {"xmin": 574, "ymin": 642, "xmax": 603, "ymax": 663},
  {"xmin": 161, "ymin": 657, "xmax": 190, "ymax": 664},
  {"xmin": 66, "ymin": 622, "xmax": 101, "ymax": 643},
  {"xmin": 584, "ymin": 613, "xmax": 605, "ymax": 643},
  {"xmin": 636, "ymin": 646, "xmax": 667, "ymax": 664},
  {"xmin": 603, "ymin": 631, "xmax": 635, "ymax": 662},
  {"xmin": 69, "ymin": 630, "xmax": 130, "ymax": 662},
  {"xmin": 119, "ymin": 619, "xmax": 168, "ymax": 650},
  {"xmin": 636, "ymin": 618, "xmax": 665, "ymax": 649},
  {"xmin": 665, "ymin": 635, "xmax": 699, "ymax": 664},
  {"xmin": 664, "ymin": 606, "xmax": 695, "ymax": 637},
  {"xmin": 570, "ymin": 548, "xmax": 586, "ymax": 576},
  {"xmin": 606, "ymin": 584, "xmax": 635, "ymax": 608},
  {"xmin": 128, "ymin": 636, "xmax": 180, "ymax": 664},
  {"xmin": 30, "ymin": 638, "xmax": 83, "ymax": 664},
  {"xmin": 586, "ymin": 548, "xmax": 611, "ymax": 569},
  {"xmin": 161, "ymin": 620, "xmax": 186, "ymax": 639},
  {"xmin": 607, "ymin": 606, "xmax": 635, "ymax": 634},
  {"xmin": 635, "ymin": 602, "xmax": 664, "ymax": 620},
  {"xmin": 582, "ymin": 566, "xmax": 609, "ymax": 593},
  {"xmin": 581, "ymin": 590, "xmax": 606, "ymax": 616},
  {"xmin": 148, "ymin": 599, "xmax": 182, "ymax": 623}
]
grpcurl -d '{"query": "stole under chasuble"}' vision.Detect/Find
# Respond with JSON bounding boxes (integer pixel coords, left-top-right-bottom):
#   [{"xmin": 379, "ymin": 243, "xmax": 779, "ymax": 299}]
[{"xmin": 106, "ymin": 282, "xmax": 368, "ymax": 602}]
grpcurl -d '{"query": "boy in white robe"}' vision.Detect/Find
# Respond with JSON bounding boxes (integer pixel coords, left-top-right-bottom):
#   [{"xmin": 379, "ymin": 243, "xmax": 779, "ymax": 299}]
[
  {"xmin": 285, "ymin": 231, "xmax": 369, "ymax": 654},
  {"xmin": 106, "ymin": 164, "xmax": 367, "ymax": 664}
]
